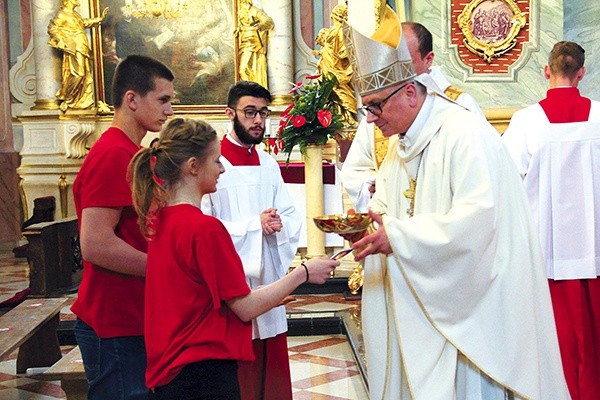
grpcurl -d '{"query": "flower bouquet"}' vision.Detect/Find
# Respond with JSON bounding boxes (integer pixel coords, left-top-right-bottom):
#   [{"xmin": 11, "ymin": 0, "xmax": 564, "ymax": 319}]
[{"xmin": 273, "ymin": 73, "xmax": 345, "ymax": 164}]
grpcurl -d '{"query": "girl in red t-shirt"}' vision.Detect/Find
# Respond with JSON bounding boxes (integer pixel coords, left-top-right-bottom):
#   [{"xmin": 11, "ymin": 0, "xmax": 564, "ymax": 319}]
[{"xmin": 129, "ymin": 118, "xmax": 339, "ymax": 400}]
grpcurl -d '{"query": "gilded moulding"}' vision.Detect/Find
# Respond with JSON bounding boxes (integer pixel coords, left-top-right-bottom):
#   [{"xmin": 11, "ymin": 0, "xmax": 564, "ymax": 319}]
[
  {"xmin": 58, "ymin": 175, "xmax": 69, "ymax": 218},
  {"xmin": 457, "ymin": 0, "xmax": 527, "ymax": 63}
]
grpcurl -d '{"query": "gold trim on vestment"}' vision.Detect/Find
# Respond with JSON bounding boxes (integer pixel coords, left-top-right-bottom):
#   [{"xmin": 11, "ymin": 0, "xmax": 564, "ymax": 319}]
[
  {"xmin": 444, "ymin": 85, "xmax": 463, "ymax": 101},
  {"xmin": 374, "ymin": 126, "xmax": 388, "ymax": 170}
]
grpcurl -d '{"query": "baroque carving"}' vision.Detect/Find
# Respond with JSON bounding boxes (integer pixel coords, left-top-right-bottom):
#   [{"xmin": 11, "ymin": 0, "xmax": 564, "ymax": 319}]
[
  {"xmin": 9, "ymin": 42, "xmax": 37, "ymax": 105},
  {"xmin": 63, "ymin": 121, "xmax": 95, "ymax": 159},
  {"xmin": 457, "ymin": 0, "xmax": 526, "ymax": 63}
]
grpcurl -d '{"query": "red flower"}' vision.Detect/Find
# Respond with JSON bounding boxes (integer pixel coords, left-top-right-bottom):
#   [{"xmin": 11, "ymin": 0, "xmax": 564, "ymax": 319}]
[
  {"xmin": 268, "ymin": 138, "xmax": 278, "ymax": 155},
  {"xmin": 289, "ymin": 81, "xmax": 303, "ymax": 93},
  {"xmin": 317, "ymin": 109, "xmax": 332, "ymax": 127},
  {"xmin": 281, "ymin": 103, "xmax": 294, "ymax": 117},
  {"xmin": 292, "ymin": 115, "xmax": 306, "ymax": 128},
  {"xmin": 306, "ymin": 74, "xmax": 321, "ymax": 80}
]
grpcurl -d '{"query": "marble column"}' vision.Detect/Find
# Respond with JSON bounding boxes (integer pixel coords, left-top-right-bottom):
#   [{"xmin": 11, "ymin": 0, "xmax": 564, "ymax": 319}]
[
  {"xmin": 31, "ymin": 0, "xmax": 61, "ymax": 110},
  {"xmin": 263, "ymin": 0, "xmax": 294, "ymax": 106}
]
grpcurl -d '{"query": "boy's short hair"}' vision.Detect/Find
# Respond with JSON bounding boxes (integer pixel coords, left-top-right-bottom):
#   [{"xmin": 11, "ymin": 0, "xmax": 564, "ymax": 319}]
[
  {"xmin": 548, "ymin": 41, "xmax": 585, "ymax": 79},
  {"xmin": 112, "ymin": 55, "xmax": 174, "ymax": 108}
]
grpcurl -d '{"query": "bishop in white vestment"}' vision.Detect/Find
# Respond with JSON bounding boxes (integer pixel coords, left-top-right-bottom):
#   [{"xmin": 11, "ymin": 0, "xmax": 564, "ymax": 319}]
[{"xmin": 341, "ymin": 6, "xmax": 570, "ymax": 400}]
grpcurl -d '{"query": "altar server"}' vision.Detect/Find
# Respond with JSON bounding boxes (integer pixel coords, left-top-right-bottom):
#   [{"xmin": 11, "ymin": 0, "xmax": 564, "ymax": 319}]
[
  {"xmin": 503, "ymin": 40, "xmax": 600, "ymax": 400},
  {"xmin": 201, "ymin": 81, "xmax": 302, "ymax": 400}
]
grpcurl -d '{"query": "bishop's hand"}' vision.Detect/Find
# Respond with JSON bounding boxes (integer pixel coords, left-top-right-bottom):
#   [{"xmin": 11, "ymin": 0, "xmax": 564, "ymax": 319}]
[{"xmin": 352, "ymin": 210, "xmax": 392, "ymax": 261}]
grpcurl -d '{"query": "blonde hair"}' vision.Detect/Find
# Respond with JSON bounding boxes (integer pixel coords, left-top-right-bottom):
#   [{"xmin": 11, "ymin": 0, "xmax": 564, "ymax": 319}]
[{"xmin": 129, "ymin": 118, "xmax": 217, "ymax": 236}]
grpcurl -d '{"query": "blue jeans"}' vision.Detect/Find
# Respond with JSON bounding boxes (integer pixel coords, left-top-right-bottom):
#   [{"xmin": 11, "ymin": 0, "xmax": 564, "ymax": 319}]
[{"xmin": 74, "ymin": 318, "xmax": 149, "ymax": 400}]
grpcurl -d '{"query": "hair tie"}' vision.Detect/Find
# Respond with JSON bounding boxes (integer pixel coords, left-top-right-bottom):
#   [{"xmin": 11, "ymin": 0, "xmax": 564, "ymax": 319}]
[{"xmin": 149, "ymin": 155, "xmax": 165, "ymax": 187}]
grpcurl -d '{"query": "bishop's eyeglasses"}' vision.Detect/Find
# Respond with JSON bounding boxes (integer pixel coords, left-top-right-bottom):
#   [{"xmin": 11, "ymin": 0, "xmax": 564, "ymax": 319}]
[{"xmin": 358, "ymin": 81, "xmax": 411, "ymax": 117}]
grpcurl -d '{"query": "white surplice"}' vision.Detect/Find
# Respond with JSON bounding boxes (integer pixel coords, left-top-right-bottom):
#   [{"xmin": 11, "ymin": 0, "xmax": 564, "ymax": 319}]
[
  {"xmin": 201, "ymin": 149, "xmax": 302, "ymax": 339},
  {"xmin": 502, "ymin": 107, "xmax": 600, "ymax": 280},
  {"xmin": 341, "ymin": 68, "xmax": 484, "ymax": 212},
  {"xmin": 362, "ymin": 93, "xmax": 570, "ymax": 400}
]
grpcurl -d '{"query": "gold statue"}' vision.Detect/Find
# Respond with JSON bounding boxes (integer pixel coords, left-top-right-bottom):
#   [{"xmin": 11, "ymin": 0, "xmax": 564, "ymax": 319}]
[
  {"xmin": 347, "ymin": 263, "xmax": 363, "ymax": 295},
  {"xmin": 313, "ymin": 4, "xmax": 357, "ymax": 126},
  {"xmin": 48, "ymin": 0, "xmax": 108, "ymax": 112},
  {"xmin": 235, "ymin": 0, "xmax": 273, "ymax": 88}
]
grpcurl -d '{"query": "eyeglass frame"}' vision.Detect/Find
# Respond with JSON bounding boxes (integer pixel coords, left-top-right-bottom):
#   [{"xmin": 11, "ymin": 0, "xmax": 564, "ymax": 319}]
[
  {"xmin": 358, "ymin": 81, "xmax": 412, "ymax": 117},
  {"xmin": 231, "ymin": 107, "xmax": 271, "ymax": 120}
]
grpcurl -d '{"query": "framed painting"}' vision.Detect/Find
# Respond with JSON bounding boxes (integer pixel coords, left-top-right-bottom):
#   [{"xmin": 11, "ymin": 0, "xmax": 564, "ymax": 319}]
[
  {"xmin": 457, "ymin": 0, "xmax": 526, "ymax": 63},
  {"xmin": 89, "ymin": 0, "xmax": 238, "ymax": 111}
]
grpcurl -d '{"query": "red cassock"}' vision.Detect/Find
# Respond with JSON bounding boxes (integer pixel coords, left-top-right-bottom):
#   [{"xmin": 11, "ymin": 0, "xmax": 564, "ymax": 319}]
[{"xmin": 540, "ymin": 88, "xmax": 600, "ymax": 400}]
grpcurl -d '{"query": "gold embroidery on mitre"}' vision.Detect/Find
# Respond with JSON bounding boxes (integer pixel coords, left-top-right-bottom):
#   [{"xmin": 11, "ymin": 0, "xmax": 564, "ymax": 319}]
[
  {"xmin": 342, "ymin": 5, "xmax": 416, "ymax": 96},
  {"xmin": 444, "ymin": 85, "xmax": 464, "ymax": 101},
  {"xmin": 373, "ymin": 126, "xmax": 388, "ymax": 170}
]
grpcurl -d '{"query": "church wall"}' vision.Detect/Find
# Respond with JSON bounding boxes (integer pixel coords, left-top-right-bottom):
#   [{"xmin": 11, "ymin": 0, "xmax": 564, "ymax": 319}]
[
  {"xmin": 2, "ymin": 0, "xmax": 599, "ymax": 234},
  {"xmin": 410, "ymin": 0, "xmax": 600, "ymax": 110},
  {"xmin": 564, "ymin": 2, "xmax": 600, "ymax": 102},
  {"xmin": 411, "ymin": 0, "xmax": 560, "ymax": 109}
]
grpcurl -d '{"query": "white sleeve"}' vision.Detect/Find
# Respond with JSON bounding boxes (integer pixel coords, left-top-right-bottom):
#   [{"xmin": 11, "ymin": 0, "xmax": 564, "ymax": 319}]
[
  {"xmin": 200, "ymin": 191, "xmax": 263, "ymax": 278},
  {"xmin": 501, "ymin": 108, "xmax": 533, "ymax": 178},
  {"xmin": 340, "ymin": 118, "xmax": 377, "ymax": 211},
  {"xmin": 270, "ymin": 161, "xmax": 303, "ymax": 274}
]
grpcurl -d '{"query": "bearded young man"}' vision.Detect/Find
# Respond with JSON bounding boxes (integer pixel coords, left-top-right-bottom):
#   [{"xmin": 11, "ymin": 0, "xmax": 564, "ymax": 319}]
[
  {"xmin": 338, "ymin": 6, "xmax": 570, "ymax": 400},
  {"xmin": 200, "ymin": 81, "xmax": 302, "ymax": 400}
]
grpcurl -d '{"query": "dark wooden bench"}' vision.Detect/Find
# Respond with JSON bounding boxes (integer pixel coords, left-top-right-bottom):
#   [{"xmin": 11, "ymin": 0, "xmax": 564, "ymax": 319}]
[
  {"xmin": 39, "ymin": 345, "xmax": 87, "ymax": 400},
  {"xmin": 0, "ymin": 297, "xmax": 68, "ymax": 373},
  {"xmin": 23, "ymin": 217, "xmax": 81, "ymax": 296}
]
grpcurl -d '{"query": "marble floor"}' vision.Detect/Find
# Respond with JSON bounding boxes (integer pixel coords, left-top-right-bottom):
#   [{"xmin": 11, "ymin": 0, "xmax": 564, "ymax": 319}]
[{"xmin": 0, "ymin": 249, "xmax": 368, "ymax": 399}]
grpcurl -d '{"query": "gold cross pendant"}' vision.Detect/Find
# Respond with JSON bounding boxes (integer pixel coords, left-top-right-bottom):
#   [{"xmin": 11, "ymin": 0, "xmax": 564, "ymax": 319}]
[{"xmin": 403, "ymin": 178, "xmax": 416, "ymax": 217}]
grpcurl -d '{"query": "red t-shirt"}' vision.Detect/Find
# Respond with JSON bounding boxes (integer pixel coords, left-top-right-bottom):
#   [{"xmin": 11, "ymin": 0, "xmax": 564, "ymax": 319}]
[
  {"xmin": 144, "ymin": 205, "xmax": 253, "ymax": 390},
  {"xmin": 71, "ymin": 127, "xmax": 147, "ymax": 338}
]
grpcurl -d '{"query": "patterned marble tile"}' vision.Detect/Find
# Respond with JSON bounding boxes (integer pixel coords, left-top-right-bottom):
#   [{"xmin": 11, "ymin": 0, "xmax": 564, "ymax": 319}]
[{"xmin": 0, "ymin": 250, "xmax": 367, "ymax": 399}]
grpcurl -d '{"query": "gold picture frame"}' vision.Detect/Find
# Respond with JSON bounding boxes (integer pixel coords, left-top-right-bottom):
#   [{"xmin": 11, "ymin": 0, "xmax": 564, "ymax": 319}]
[
  {"xmin": 89, "ymin": 0, "xmax": 238, "ymax": 112},
  {"xmin": 457, "ymin": 0, "xmax": 526, "ymax": 63}
]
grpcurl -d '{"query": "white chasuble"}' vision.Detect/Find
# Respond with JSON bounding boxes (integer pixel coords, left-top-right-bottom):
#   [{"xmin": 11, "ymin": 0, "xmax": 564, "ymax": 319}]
[
  {"xmin": 362, "ymin": 94, "xmax": 570, "ymax": 400},
  {"xmin": 201, "ymin": 151, "xmax": 302, "ymax": 339}
]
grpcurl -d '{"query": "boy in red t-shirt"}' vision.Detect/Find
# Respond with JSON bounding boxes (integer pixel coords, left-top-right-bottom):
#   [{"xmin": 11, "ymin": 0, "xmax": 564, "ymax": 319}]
[{"xmin": 71, "ymin": 55, "xmax": 174, "ymax": 400}]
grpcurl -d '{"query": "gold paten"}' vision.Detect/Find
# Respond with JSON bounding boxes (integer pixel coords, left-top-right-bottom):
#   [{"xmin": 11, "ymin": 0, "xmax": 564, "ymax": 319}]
[{"xmin": 313, "ymin": 213, "xmax": 372, "ymax": 235}]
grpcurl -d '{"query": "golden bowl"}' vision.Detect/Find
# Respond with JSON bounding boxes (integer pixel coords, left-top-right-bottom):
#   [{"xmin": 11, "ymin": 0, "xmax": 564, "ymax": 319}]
[{"xmin": 313, "ymin": 213, "xmax": 372, "ymax": 234}]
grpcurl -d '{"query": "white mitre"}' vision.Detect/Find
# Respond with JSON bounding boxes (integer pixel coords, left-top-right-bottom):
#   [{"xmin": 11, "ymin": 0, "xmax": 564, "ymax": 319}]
[
  {"xmin": 343, "ymin": 5, "xmax": 415, "ymax": 96},
  {"xmin": 344, "ymin": 4, "xmax": 445, "ymax": 96}
]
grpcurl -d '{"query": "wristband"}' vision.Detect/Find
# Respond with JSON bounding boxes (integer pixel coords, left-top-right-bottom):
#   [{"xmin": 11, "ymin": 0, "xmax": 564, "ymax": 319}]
[{"xmin": 301, "ymin": 261, "xmax": 309, "ymax": 283}]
